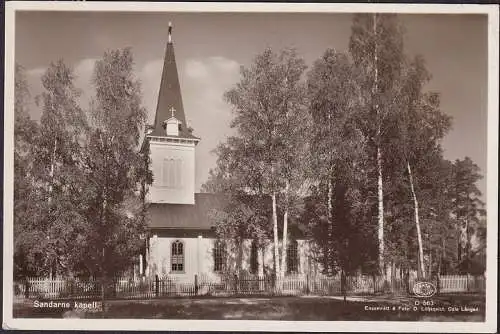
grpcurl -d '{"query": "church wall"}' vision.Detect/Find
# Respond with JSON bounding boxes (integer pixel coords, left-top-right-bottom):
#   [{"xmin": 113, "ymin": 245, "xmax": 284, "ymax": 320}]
[
  {"xmin": 147, "ymin": 235, "xmax": 316, "ymax": 281},
  {"xmin": 148, "ymin": 140, "xmax": 196, "ymax": 205},
  {"xmin": 259, "ymin": 240, "xmax": 318, "ymax": 277},
  {"xmin": 262, "ymin": 242, "xmax": 274, "ymax": 275},
  {"xmin": 148, "ymin": 235, "xmax": 218, "ymax": 281}
]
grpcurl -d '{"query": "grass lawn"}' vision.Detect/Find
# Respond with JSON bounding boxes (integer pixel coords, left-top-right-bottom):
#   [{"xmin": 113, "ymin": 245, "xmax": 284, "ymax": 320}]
[{"xmin": 13, "ymin": 294, "xmax": 485, "ymax": 321}]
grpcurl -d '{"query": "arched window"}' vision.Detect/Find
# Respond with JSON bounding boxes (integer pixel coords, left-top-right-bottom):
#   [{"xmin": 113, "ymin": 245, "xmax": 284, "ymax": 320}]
[
  {"xmin": 213, "ymin": 240, "xmax": 226, "ymax": 272},
  {"xmin": 250, "ymin": 240, "xmax": 259, "ymax": 274},
  {"xmin": 287, "ymin": 240, "xmax": 299, "ymax": 274},
  {"xmin": 171, "ymin": 240, "xmax": 184, "ymax": 273}
]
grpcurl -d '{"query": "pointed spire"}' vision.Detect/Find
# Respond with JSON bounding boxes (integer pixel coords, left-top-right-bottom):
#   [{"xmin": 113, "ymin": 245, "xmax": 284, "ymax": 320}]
[{"xmin": 148, "ymin": 22, "xmax": 199, "ymax": 141}]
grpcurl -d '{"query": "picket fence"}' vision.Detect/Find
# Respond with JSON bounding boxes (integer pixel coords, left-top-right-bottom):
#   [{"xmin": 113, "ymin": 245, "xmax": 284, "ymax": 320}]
[
  {"xmin": 14, "ymin": 274, "xmax": 485, "ymax": 300},
  {"xmin": 438, "ymin": 274, "xmax": 485, "ymax": 293}
]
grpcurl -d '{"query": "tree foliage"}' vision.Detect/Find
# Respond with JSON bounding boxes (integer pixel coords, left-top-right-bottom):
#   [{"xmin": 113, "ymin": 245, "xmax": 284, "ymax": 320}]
[
  {"xmin": 450, "ymin": 157, "xmax": 486, "ymax": 274},
  {"xmin": 306, "ymin": 48, "xmax": 374, "ymax": 275},
  {"xmin": 204, "ymin": 47, "xmax": 309, "ymax": 277},
  {"xmin": 14, "ymin": 15, "xmax": 487, "ymax": 283},
  {"xmin": 348, "ymin": 13, "xmax": 407, "ymax": 276},
  {"xmin": 207, "ymin": 14, "xmax": 487, "ymax": 279},
  {"xmin": 14, "ymin": 64, "xmax": 41, "ymax": 279},
  {"xmin": 76, "ymin": 48, "xmax": 149, "ymax": 280},
  {"xmin": 13, "ymin": 50, "xmax": 151, "ymax": 282}
]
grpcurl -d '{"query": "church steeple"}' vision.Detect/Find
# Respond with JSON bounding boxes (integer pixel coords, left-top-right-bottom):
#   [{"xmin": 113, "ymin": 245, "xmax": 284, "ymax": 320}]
[
  {"xmin": 149, "ymin": 22, "xmax": 196, "ymax": 139},
  {"xmin": 146, "ymin": 22, "xmax": 198, "ymax": 205}
]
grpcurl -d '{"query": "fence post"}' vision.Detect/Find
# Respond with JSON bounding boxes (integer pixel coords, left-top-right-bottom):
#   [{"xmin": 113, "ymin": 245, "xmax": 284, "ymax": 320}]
[
  {"xmin": 306, "ymin": 273, "xmax": 310, "ymax": 295},
  {"xmin": 194, "ymin": 274, "xmax": 199, "ymax": 296}
]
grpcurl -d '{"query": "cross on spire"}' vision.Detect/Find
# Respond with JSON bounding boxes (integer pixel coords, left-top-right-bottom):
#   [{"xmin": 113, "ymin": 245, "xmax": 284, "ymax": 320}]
[{"xmin": 170, "ymin": 106, "xmax": 176, "ymax": 118}]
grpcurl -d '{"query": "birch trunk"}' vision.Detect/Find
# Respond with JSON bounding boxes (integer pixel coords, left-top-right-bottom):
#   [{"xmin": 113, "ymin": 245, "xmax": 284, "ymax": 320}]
[
  {"xmin": 373, "ymin": 13, "xmax": 385, "ymax": 277},
  {"xmin": 280, "ymin": 180, "xmax": 290, "ymax": 279},
  {"xmin": 272, "ymin": 192, "xmax": 280, "ymax": 280},
  {"xmin": 377, "ymin": 146, "xmax": 385, "ymax": 275},
  {"xmin": 47, "ymin": 137, "xmax": 58, "ymax": 276},
  {"xmin": 48, "ymin": 138, "xmax": 58, "ymax": 204},
  {"xmin": 437, "ymin": 238, "xmax": 444, "ymax": 293},
  {"xmin": 101, "ymin": 247, "xmax": 105, "ymax": 310},
  {"xmin": 428, "ymin": 250, "xmax": 432, "ymax": 279},
  {"xmin": 237, "ymin": 240, "xmax": 244, "ymax": 275},
  {"xmin": 465, "ymin": 211, "xmax": 471, "ymax": 261},
  {"xmin": 100, "ymin": 133, "xmax": 108, "ymax": 303},
  {"xmin": 407, "ymin": 161, "xmax": 426, "ymax": 278},
  {"xmin": 327, "ymin": 178, "xmax": 333, "ymax": 275},
  {"xmin": 439, "ymin": 238, "xmax": 445, "ymax": 275}
]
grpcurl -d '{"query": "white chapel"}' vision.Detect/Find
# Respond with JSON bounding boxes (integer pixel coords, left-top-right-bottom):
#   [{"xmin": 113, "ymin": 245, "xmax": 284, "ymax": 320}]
[{"xmin": 140, "ymin": 23, "xmax": 313, "ymax": 282}]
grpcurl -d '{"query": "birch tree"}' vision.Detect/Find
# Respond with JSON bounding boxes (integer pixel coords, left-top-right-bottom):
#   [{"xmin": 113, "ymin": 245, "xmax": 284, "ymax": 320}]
[
  {"xmin": 76, "ymin": 48, "xmax": 150, "ymax": 291},
  {"xmin": 14, "ymin": 64, "xmax": 42, "ymax": 279},
  {"xmin": 396, "ymin": 55, "xmax": 452, "ymax": 278},
  {"xmin": 349, "ymin": 13, "xmax": 405, "ymax": 277},
  {"xmin": 203, "ymin": 139, "xmax": 272, "ymax": 274},
  {"xmin": 31, "ymin": 60, "xmax": 87, "ymax": 278},
  {"xmin": 219, "ymin": 47, "xmax": 308, "ymax": 279}
]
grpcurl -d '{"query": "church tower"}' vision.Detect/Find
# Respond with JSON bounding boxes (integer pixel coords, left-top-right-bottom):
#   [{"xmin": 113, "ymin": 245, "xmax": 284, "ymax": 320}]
[{"xmin": 146, "ymin": 22, "xmax": 199, "ymax": 205}]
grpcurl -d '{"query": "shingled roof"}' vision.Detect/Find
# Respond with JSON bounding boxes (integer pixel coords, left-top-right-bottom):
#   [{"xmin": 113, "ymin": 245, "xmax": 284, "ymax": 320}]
[{"xmin": 147, "ymin": 193, "xmax": 227, "ymax": 230}]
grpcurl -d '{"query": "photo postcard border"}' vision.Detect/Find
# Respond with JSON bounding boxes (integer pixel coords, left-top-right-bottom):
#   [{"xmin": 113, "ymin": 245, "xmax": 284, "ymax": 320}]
[{"xmin": 3, "ymin": 2, "xmax": 498, "ymax": 332}]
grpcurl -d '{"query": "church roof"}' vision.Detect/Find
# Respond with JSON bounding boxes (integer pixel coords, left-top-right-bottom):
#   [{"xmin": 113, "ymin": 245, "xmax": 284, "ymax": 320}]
[
  {"xmin": 148, "ymin": 23, "xmax": 199, "ymax": 140},
  {"xmin": 147, "ymin": 193, "xmax": 228, "ymax": 230},
  {"xmin": 147, "ymin": 192, "xmax": 307, "ymax": 238}
]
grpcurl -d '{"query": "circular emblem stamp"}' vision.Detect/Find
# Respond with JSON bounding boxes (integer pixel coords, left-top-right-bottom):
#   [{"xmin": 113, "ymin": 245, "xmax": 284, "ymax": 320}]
[{"xmin": 413, "ymin": 281, "xmax": 437, "ymax": 298}]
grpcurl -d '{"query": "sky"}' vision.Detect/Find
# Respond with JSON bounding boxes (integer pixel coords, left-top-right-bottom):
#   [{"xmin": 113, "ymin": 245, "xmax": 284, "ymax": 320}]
[{"xmin": 15, "ymin": 11, "xmax": 488, "ymax": 199}]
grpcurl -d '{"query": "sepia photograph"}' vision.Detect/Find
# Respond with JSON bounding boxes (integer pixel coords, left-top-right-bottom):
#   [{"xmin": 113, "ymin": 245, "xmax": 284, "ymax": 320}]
[{"xmin": 3, "ymin": 2, "xmax": 498, "ymax": 332}]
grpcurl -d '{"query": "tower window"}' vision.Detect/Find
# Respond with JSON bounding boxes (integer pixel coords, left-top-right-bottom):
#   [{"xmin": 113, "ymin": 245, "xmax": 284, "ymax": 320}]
[
  {"xmin": 162, "ymin": 158, "xmax": 183, "ymax": 188},
  {"xmin": 171, "ymin": 240, "xmax": 184, "ymax": 273},
  {"xmin": 287, "ymin": 240, "xmax": 299, "ymax": 274},
  {"xmin": 213, "ymin": 240, "xmax": 226, "ymax": 272},
  {"xmin": 178, "ymin": 123, "xmax": 182, "ymax": 132}
]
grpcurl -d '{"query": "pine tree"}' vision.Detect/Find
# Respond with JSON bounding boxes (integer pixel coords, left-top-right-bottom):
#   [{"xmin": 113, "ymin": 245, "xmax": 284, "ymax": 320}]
[{"xmin": 451, "ymin": 157, "xmax": 486, "ymax": 274}]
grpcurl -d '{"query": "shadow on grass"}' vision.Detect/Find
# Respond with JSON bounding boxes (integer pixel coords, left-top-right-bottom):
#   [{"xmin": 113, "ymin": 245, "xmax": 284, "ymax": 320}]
[{"xmin": 13, "ymin": 294, "xmax": 485, "ymax": 321}]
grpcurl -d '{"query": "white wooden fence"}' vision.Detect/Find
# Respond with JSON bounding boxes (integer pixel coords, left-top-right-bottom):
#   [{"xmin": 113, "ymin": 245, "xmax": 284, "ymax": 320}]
[
  {"xmin": 14, "ymin": 277, "xmax": 101, "ymax": 299},
  {"xmin": 14, "ymin": 274, "xmax": 485, "ymax": 300},
  {"xmin": 438, "ymin": 274, "xmax": 485, "ymax": 293}
]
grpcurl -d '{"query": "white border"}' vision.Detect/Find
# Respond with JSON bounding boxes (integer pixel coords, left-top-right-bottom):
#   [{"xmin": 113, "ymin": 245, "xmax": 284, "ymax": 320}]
[
  {"xmin": 3, "ymin": 2, "xmax": 499, "ymax": 332},
  {"xmin": 2, "ymin": 1, "xmax": 497, "ymax": 14}
]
